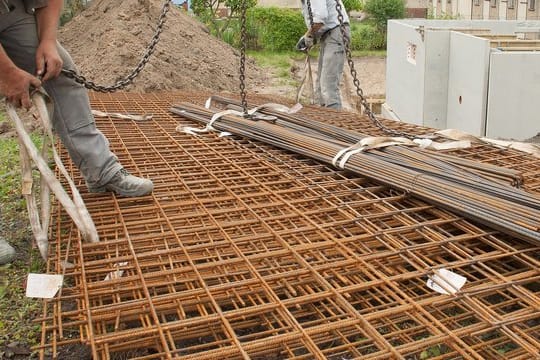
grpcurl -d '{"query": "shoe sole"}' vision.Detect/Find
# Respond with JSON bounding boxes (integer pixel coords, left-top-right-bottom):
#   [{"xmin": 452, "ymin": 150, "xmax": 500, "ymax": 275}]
[{"xmin": 104, "ymin": 183, "xmax": 154, "ymax": 197}]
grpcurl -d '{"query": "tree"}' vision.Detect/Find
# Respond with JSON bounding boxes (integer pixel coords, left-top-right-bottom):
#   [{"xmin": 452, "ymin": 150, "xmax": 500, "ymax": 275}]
[
  {"xmin": 191, "ymin": 0, "xmax": 257, "ymax": 39},
  {"xmin": 364, "ymin": 0, "xmax": 405, "ymax": 31}
]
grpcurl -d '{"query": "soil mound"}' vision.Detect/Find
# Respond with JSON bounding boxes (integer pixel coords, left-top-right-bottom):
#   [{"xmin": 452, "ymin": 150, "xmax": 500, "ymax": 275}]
[{"xmin": 59, "ymin": 0, "xmax": 264, "ymax": 93}]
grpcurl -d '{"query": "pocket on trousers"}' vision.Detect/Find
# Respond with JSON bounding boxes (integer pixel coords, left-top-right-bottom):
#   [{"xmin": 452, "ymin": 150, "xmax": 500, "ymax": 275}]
[{"xmin": 64, "ymin": 111, "xmax": 95, "ymax": 133}]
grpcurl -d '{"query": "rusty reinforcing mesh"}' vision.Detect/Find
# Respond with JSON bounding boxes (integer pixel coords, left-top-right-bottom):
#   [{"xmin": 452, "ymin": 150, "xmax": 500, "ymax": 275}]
[{"xmin": 38, "ymin": 91, "xmax": 540, "ymax": 359}]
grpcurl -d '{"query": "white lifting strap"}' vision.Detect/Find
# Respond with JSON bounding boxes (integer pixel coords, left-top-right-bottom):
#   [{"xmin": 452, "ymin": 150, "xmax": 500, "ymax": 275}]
[
  {"xmin": 6, "ymin": 90, "xmax": 99, "ymax": 260},
  {"xmin": 180, "ymin": 97, "xmax": 302, "ymax": 136}
]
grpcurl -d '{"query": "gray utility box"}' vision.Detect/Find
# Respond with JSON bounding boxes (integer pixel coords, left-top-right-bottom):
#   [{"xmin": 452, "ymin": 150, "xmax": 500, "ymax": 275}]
[{"xmin": 383, "ymin": 19, "xmax": 540, "ymax": 141}]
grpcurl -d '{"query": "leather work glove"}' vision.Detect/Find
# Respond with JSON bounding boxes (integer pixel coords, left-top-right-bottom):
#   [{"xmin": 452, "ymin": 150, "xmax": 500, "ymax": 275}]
[{"xmin": 295, "ymin": 34, "xmax": 315, "ymax": 52}]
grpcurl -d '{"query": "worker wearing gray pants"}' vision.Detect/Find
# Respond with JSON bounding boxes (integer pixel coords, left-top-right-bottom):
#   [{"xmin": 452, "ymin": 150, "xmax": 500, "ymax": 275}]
[
  {"xmin": 297, "ymin": 0, "xmax": 350, "ymax": 110},
  {"xmin": 0, "ymin": 0, "xmax": 153, "ymax": 262},
  {"xmin": 0, "ymin": 0, "xmax": 153, "ymax": 195}
]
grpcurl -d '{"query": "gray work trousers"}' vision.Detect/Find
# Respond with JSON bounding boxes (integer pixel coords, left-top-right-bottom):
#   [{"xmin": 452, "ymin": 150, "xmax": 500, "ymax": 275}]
[
  {"xmin": 316, "ymin": 25, "xmax": 349, "ymax": 110},
  {"xmin": 0, "ymin": 0, "xmax": 121, "ymax": 188}
]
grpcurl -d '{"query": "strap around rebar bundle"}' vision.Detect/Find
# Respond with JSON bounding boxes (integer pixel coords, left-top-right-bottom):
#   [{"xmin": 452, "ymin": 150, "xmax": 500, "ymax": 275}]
[
  {"xmin": 332, "ymin": 136, "xmax": 417, "ymax": 169},
  {"xmin": 180, "ymin": 98, "xmax": 302, "ymax": 135}
]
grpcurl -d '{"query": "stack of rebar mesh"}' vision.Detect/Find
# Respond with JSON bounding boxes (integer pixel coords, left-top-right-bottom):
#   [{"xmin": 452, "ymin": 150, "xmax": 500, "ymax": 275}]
[{"xmin": 38, "ymin": 92, "xmax": 539, "ymax": 359}]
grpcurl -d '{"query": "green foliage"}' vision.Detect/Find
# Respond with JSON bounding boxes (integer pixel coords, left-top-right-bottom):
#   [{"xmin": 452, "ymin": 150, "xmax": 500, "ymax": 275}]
[
  {"xmin": 60, "ymin": 0, "xmax": 88, "ymax": 25},
  {"xmin": 247, "ymin": 7, "xmax": 306, "ymax": 52},
  {"xmin": 221, "ymin": 20, "xmax": 242, "ymax": 48},
  {"xmin": 212, "ymin": 6, "xmax": 386, "ymax": 52},
  {"xmin": 419, "ymin": 344, "xmax": 451, "ymax": 359},
  {"xmin": 192, "ymin": 0, "xmax": 257, "ymax": 39},
  {"xmin": 0, "ymin": 136, "xmax": 24, "ymax": 208},
  {"xmin": 247, "ymin": 50, "xmax": 302, "ymax": 82},
  {"xmin": 427, "ymin": 8, "xmax": 462, "ymax": 19},
  {"xmin": 351, "ymin": 49, "xmax": 386, "ymax": 56},
  {"xmin": 0, "ymin": 264, "xmax": 43, "ymax": 349},
  {"xmin": 0, "ymin": 117, "xmax": 45, "ymax": 351},
  {"xmin": 221, "ymin": 16, "xmax": 259, "ymax": 49},
  {"xmin": 420, "ymin": 346, "xmax": 441, "ymax": 359},
  {"xmin": 364, "ymin": 0, "xmax": 405, "ymax": 31},
  {"xmin": 496, "ymin": 342, "xmax": 518, "ymax": 355},
  {"xmin": 343, "ymin": 0, "xmax": 363, "ymax": 12},
  {"xmin": 0, "ymin": 127, "xmax": 44, "ymax": 242},
  {"xmin": 223, "ymin": 6, "xmax": 386, "ymax": 52},
  {"xmin": 350, "ymin": 22, "xmax": 386, "ymax": 50}
]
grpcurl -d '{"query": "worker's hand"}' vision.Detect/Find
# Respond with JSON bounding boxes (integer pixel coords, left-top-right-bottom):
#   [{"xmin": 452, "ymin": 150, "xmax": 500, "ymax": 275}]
[
  {"xmin": 0, "ymin": 67, "xmax": 41, "ymax": 109},
  {"xmin": 295, "ymin": 34, "xmax": 315, "ymax": 52},
  {"xmin": 35, "ymin": 39, "xmax": 63, "ymax": 81}
]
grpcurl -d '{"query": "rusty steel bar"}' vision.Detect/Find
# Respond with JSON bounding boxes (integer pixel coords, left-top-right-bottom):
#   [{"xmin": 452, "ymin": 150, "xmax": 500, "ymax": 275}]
[
  {"xmin": 37, "ymin": 92, "xmax": 540, "ymax": 360},
  {"xmin": 209, "ymin": 95, "xmax": 530, "ymax": 202},
  {"xmin": 171, "ymin": 102, "xmax": 540, "ymax": 245}
]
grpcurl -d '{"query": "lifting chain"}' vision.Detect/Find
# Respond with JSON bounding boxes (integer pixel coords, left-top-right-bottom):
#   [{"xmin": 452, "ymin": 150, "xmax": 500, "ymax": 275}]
[
  {"xmin": 61, "ymin": 0, "xmax": 172, "ymax": 93},
  {"xmin": 333, "ymin": 0, "xmax": 418, "ymax": 139},
  {"xmin": 239, "ymin": 0, "xmax": 249, "ymax": 115},
  {"xmin": 305, "ymin": 0, "xmax": 314, "ymax": 29}
]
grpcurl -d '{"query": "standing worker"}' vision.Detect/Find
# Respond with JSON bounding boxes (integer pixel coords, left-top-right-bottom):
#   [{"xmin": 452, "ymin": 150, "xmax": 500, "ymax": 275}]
[
  {"xmin": 296, "ymin": 0, "xmax": 350, "ymax": 110},
  {"xmin": 0, "ymin": 0, "xmax": 154, "ymax": 263}
]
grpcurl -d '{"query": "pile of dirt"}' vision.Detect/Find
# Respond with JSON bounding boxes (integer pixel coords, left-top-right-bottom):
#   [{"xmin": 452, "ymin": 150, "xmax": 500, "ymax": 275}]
[{"xmin": 59, "ymin": 0, "xmax": 265, "ymax": 93}]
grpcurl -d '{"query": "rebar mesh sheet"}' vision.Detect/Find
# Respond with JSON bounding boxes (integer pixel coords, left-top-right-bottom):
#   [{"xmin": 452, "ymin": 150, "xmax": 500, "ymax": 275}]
[{"xmin": 39, "ymin": 92, "xmax": 540, "ymax": 359}]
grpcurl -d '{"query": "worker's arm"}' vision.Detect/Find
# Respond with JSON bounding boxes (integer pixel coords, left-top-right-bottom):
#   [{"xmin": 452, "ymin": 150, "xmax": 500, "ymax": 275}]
[
  {"xmin": 307, "ymin": 23, "xmax": 323, "ymax": 36},
  {"xmin": 34, "ymin": 0, "xmax": 63, "ymax": 81},
  {"xmin": 0, "ymin": 45, "xmax": 41, "ymax": 109},
  {"xmin": 308, "ymin": 0, "xmax": 328, "ymax": 34},
  {"xmin": 296, "ymin": 22, "xmax": 323, "ymax": 51}
]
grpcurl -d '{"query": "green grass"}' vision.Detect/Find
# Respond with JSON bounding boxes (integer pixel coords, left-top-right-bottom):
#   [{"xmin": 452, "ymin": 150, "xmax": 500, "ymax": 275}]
[
  {"xmin": 247, "ymin": 50, "xmax": 304, "ymax": 79},
  {"xmin": 351, "ymin": 49, "xmax": 386, "ymax": 57},
  {"xmin": 0, "ymin": 110, "xmax": 46, "ymax": 353},
  {"xmin": 247, "ymin": 49, "xmax": 386, "ymax": 84},
  {"xmin": 0, "ymin": 123, "xmax": 44, "ymax": 213}
]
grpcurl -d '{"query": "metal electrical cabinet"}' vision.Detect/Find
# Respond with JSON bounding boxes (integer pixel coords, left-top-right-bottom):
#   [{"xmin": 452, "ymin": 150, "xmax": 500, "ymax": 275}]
[
  {"xmin": 383, "ymin": 19, "xmax": 540, "ymax": 140},
  {"xmin": 486, "ymin": 51, "xmax": 540, "ymax": 140}
]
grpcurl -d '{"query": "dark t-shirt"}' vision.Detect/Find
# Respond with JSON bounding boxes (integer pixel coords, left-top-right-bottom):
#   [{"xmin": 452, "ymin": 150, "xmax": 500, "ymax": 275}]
[
  {"xmin": 23, "ymin": 0, "xmax": 48, "ymax": 12},
  {"xmin": 1, "ymin": 0, "xmax": 48, "ymax": 14}
]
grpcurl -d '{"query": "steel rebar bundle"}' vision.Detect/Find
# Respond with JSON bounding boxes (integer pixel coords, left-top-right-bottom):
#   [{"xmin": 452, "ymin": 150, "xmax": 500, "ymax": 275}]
[
  {"xmin": 208, "ymin": 96, "xmax": 527, "ymax": 195},
  {"xmin": 170, "ymin": 101, "xmax": 540, "ymax": 245}
]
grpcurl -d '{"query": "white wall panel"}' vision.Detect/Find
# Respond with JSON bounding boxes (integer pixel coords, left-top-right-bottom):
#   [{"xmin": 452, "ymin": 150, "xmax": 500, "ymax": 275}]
[
  {"xmin": 423, "ymin": 30, "xmax": 450, "ymax": 129},
  {"xmin": 486, "ymin": 52, "xmax": 540, "ymax": 140},
  {"xmin": 446, "ymin": 32, "xmax": 490, "ymax": 136},
  {"xmin": 385, "ymin": 21, "xmax": 426, "ymax": 126}
]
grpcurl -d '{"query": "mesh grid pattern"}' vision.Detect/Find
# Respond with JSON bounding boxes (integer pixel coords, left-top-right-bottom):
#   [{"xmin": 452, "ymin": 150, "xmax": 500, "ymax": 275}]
[{"xmin": 38, "ymin": 92, "xmax": 540, "ymax": 359}]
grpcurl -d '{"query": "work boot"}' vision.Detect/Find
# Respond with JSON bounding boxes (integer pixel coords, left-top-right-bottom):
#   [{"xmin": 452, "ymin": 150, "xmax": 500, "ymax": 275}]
[
  {"xmin": 0, "ymin": 238, "xmax": 16, "ymax": 265},
  {"xmin": 89, "ymin": 169, "xmax": 153, "ymax": 197}
]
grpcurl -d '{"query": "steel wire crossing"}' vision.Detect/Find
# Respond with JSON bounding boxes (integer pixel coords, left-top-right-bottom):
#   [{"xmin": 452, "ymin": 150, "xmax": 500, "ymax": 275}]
[{"xmin": 38, "ymin": 92, "xmax": 540, "ymax": 359}]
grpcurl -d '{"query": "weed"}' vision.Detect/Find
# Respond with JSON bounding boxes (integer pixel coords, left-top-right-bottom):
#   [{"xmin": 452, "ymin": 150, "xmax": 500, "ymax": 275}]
[
  {"xmin": 247, "ymin": 49, "xmax": 386, "ymax": 89},
  {"xmin": 419, "ymin": 343, "xmax": 450, "ymax": 359},
  {"xmin": 496, "ymin": 341, "xmax": 518, "ymax": 355},
  {"xmin": 0, "ymin": 111, "xmax": 46, "ymax": 353},
  {"xmin": 247, "ymin": 50, "xmax": 302, "ymax": 87}
]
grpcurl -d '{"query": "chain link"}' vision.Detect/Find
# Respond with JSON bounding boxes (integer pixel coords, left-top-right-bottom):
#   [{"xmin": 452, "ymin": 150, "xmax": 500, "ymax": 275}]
[
  {"xmin": 305, "ymin": 0, "xmax": 314, "ymax": 28},
  {"xmin": 239, "ymin": 0, "xmax": 249, "ymax": 116},
  {"xmin": 334, "ymin": 1, "xmax": 418, "ymax": 139},
  {"xmin": 61, "ymin": 0, "xmax": 172, "ymax": 93}
]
